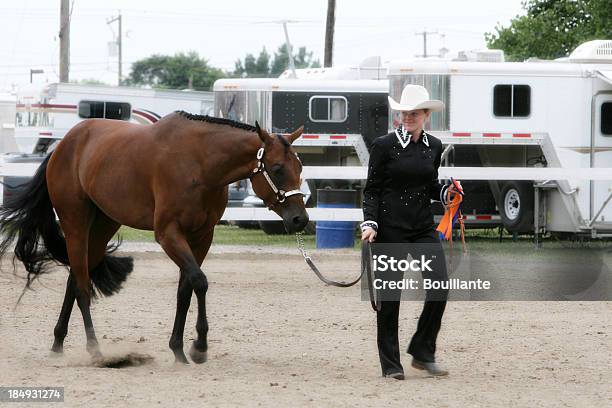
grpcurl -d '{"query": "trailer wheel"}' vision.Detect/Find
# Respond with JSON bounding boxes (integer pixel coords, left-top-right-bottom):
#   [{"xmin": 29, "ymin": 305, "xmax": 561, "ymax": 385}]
[{"xmin": 500, "ymin": 181, "xmax": 534, "ymax": 233}]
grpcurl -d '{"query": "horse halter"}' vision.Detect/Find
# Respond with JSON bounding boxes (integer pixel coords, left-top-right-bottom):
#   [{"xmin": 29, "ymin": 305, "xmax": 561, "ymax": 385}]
[{"xmin": 250, "ymin": 146, "xmax": 304, "ymax": 210}]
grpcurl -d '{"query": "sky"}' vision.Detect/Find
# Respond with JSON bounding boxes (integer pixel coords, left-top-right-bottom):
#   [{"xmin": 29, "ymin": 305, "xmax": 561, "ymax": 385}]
[{"xmin": 0, "ymin": 0, "xmax": 526, "ymax": 90}]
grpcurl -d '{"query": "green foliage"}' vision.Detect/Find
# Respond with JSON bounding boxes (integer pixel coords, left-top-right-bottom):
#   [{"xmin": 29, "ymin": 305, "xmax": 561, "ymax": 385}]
[
  {"xmin": 116, "ymin": 225, "xmax": 318, "ymax": 247},
  {"xmin": 125, "ymin": 51, "xmax": 226, "ymax": 91},
  {"xmin": 71, "ymin": 78, "xmax": 109, "ymax": 86},
  {"xmin": 485, "ymin": 0, "xmax": 612, "ymax": 61},
  {"xmin": 234, "ymin": 47, "xmax": 271, "ymax": 78},
  {"xmin": 234, "ymin": 44, "xmax": 321, "ymax": 78}
]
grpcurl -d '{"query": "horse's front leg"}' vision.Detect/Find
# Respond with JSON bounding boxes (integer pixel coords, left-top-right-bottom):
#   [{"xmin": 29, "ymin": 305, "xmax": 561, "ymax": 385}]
[
  {"xmin": 158, "ymin": 223, "xmax": 212, "ymax": 364},
  {"xmin": 189, "ymin": 232, "xmax": 215, "ymax": 363}
]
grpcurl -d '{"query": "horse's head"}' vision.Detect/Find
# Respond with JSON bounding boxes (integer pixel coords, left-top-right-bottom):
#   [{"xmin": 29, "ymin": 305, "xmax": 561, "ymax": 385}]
[{"xmin": 251, "ymin": 122, "xmax": 309, "ymax": 233}]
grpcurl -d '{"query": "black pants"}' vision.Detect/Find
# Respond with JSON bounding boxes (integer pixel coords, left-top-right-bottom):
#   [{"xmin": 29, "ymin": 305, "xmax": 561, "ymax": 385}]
[{"xmin": 375, "ymin": 226, "xmax": 448, "ymax": 376}]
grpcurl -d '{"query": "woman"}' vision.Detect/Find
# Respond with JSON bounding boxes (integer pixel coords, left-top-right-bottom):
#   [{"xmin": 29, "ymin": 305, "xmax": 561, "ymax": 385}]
[{"xmin": 361, "ymin": 84, "xmax": 460, "ymax": 380}]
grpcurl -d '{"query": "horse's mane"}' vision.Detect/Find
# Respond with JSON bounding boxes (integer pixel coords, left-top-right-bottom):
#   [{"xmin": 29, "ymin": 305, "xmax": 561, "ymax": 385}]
[{"xmin": 175, "ymin": 110, "xmax": 256, "ymax": 132}]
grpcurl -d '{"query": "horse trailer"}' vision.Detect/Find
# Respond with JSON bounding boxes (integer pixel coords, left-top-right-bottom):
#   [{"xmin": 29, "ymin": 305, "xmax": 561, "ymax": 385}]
[
  {"xmin": 13, "ymin": 83, "xmax": 214, "ymax": 156},
  {"xmin": 387, "ymin": 39, "xmax": 612, "ymax": 237},
  {"xmin": 1, "ymin": 84, "xmax": 218, "ymax": 206},
  {"xmin": 214, "ymin": 41, "xmax": 612, "ymax": 238}
]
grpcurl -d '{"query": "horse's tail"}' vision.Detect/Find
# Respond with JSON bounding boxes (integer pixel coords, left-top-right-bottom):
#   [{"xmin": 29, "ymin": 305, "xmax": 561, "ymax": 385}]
[
  {"xmin": 0, "ymin": 154, "xmax": 69, "ymax": 287},
  {"xmin": 0, "ymin": 153, "xmax": 133, "ymax": 296},
  {"xmin": 89, "ymin": 242, "xmax": 134, "ymax": 297}
]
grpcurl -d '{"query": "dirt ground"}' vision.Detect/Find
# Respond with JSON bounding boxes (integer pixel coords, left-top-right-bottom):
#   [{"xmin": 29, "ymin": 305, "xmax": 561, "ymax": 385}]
[{"xmin": 1, "ymin": 245, "xmax": 610, "ymax": 408}]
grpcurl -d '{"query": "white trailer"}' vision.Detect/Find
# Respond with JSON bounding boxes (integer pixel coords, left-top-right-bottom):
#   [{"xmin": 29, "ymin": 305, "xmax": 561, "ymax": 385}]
[
  {"xmin": 13, "ymin": 83, "xmax": 214, "ymax": 155},
  {"xmin": 0, "ymin": 92, "xmax": 17, "ymax": 154},
  {"xmin": 387, "ymin": 39, "xmax": 612, "ymax": 237}
]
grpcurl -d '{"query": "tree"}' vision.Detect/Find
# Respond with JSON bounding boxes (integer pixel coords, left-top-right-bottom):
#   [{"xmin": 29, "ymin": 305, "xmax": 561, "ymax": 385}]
[
  {"xmin": 125, "ymin": 51, "xmax": 225, "ymax": 91},
  {"xmin": 234, "ymin": 44, "xmax": 321, "ymax": 78},
  {"xmin": 485, "ymin": 0, "xmax": 612, "ymax": 61},
  {"xmin": 234, "ymin": 47, "xmax": 271, "ymax": 78},
  {"xmin": 270, "ymin": 44, "xmax": 321, "ymax": 76},
  {"xmin": 71, "ymin": 78, "xmax": 109, "ymax": 86}
]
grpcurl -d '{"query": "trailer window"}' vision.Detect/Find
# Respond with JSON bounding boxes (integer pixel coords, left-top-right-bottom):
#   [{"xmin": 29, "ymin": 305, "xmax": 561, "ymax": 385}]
[
  {"xmin": 104, "ymin": 102, "xmax": 131, "ymax": 120},
  {"xmin": 602, "ymin": 102, "xmax": 612, "ymax": 135},
  {"xmin": 309, "ymin": 96, "xmax": 347, "ymax": 122},
  {"xmin": 78, "ymin": 101, "xmax": 131, "ymax": 120},
  {"xmin": 493, "ymin": 85, "xmax": 530, "ymax": 118}
]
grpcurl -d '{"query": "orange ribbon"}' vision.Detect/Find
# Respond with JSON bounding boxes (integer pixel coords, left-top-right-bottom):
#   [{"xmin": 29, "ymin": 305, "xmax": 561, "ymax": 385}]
[
  {"xmin": 436, "ymin": 188, "xmax": 467, "ymax": 255},
  {"xmin": 437, "ymin": 193, "xmax": 461, "ymax": 240}
]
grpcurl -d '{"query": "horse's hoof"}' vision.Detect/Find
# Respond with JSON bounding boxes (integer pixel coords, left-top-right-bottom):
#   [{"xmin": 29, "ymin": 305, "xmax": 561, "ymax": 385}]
[
  {"xmin": 189, "ymin": 344, "xmax": 207, "ymax": 364},
  {"xmin": 87, "ymin": 345, "xmax": 103, "ymax": 363},
  {"xmin": 50, "ymin": 342, "xmax": 64, "ymax": 354},
  {"xmin": 91, "ymin": 351, "xmax": 104, "ymax": 363},
  {"xmin": 173, "ymin": 350, "xmax": 190, "ymax": 365}
]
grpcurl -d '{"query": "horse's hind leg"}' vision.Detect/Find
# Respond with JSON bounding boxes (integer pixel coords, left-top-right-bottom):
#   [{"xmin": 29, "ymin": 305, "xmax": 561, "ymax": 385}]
[
  {"xmin": 169, "ymin": 230, "xmax": 214, "ymax": 364},
  {"xmin": 55, "ymin": 199, "xmax": 103, "ymax": 358},
  {"xmin": 50, "ymin": 211, "xmax": 121, "ymax": 355},
  {"xmin": 51, "ymin": 273, "xmax": 77, "ymax": 354}
]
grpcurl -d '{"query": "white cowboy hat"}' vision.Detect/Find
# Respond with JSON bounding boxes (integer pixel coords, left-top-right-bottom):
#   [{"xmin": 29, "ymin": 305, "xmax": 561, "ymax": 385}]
[{"xmin": 388, "ymin": 84, "xmax": 444, "ymax": 112}]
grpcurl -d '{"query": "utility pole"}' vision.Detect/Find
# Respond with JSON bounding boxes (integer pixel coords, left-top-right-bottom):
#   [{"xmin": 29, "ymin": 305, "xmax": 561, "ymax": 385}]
[
  {"xmin": 281, "ymin": 21, "xmax": 297, "ymax": 78},
  {"xmin": 415, "ymin": 29, "xmax": 438, "ymax": 58},
  {"xmin": 324, "ymin": 0, "xmax": 336, "ymax": 67},
  {"xmin": 59, "ymin": 0, "xmax": 70, "ymax": 82},
  {"xmin": 260, "ymin": 20, "xmax": 301, "ymax": 77},
  {"xmin": 107, "ymin": 12, "xmax": 123, "ymax": 85}
]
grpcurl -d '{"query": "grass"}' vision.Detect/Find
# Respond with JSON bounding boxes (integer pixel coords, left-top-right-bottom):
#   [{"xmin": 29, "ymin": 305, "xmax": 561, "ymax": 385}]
[
  {"xmin": 115, "ymin": 224, "xmax": 318, "ymax": 248},
  {"xmin": 115, "ymin": 227, "xmax": 156, "ymax": 242},
  {"xmin": 114, "ymin": 224, "xmax": 612, "ymax": 254}
]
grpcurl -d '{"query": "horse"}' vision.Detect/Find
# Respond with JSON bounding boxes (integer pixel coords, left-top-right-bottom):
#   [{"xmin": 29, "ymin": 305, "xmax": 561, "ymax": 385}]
[{"xmin": 0, "ymin": 111, "xmax": 309, "ymax": 364}]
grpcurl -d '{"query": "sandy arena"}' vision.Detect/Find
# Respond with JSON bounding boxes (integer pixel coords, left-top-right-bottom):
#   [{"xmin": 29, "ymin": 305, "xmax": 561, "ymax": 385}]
[{"xmin": 1, "ymin": 244, "xmax": 610, "ymax": 407}]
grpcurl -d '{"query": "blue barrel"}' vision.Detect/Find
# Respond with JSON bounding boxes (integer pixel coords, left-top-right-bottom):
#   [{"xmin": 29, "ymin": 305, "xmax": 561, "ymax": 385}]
[{"xmin": 316, "ymin": 189, "xmax": 357, "ymax": 249}]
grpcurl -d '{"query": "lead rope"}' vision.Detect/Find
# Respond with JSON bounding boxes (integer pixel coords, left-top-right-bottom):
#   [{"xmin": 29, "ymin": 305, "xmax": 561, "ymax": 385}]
[
  {"xmin": 362, "ymin": 240, "xmax": 381, "ymax": 311},
  {"xmin": 295, "ymin": 232, "xmax": 380, "ymax": 311},
  {"xmin": 295, "ymin": 232, "xmax": 363, "ymax": 288}
]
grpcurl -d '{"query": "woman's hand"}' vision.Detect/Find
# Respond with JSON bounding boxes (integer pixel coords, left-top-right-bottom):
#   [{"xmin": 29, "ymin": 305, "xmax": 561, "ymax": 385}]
[
  {"xmin": 361, "ymin": 227, "xmax": 377, "ymax": 242},
  {"xmin": 448, "ymin": 180, "xmax": 463, "ymax": 196}
]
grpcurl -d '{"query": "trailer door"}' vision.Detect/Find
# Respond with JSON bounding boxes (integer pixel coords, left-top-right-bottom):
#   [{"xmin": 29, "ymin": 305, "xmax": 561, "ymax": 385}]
[{"xmin": 592, "ymin": 92, "xmax": 612, "ymax": 223}]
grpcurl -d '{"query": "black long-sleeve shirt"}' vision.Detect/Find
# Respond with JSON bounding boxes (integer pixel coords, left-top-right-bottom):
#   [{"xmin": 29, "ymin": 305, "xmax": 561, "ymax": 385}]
[{"xmin": 362, "ymin": 129, "xmax": 448, "ymax": 233}]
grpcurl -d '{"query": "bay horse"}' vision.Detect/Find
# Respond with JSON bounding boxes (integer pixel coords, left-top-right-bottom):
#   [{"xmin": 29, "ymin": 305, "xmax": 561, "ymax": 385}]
[{"xmin": 0, "ymin": 111, "xmax": 308, "ymax": 364}]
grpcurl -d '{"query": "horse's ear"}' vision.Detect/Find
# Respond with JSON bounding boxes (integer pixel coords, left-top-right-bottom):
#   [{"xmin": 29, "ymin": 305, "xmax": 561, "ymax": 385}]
[
  {"xmin": 285, "ymin": 125, "xmax": 304, "ymax": 144},
  {"xmin": 255, "ymin": 121, "xmax": 272, "ymax": 144}
]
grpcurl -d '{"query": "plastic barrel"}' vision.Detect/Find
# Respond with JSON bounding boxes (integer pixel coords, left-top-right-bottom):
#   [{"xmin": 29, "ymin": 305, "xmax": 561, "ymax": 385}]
[{"xmin": 316, "ymin": 189, "xmax": 357, "ymax": 249}]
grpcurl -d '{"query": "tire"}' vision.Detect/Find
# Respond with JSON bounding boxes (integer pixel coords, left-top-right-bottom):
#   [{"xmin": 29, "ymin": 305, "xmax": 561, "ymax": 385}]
[
  {"xmin": 318, "ymin": 179, "xmax": 348, "ymax": 190},
  {"xmin": 302, "ymin": 221, "xmax": 316, "ymax": 235},
  {"xmin": 308, "ymin": 179, "xmax": 349, "ymax": 206},
  {"xmin": 236, "ymin": 220, "xmax": 260, "ymax": 229},
  {"xmin": 259, "ymin": 220, "xmax": 288, "ymax": 235},
  {"xmin": 259, "ymin": 220, "xmax": 315, "ymax": 235},
  {"xmin": 499, "ymin": 181, "xmax": 534, "ymax": 234}
]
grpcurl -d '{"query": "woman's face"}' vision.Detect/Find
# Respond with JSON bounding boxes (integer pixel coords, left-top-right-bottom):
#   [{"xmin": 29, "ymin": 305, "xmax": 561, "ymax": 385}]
[{"xmin": 400, "ymin": 109, "xmax": 429, "ymax": 133}]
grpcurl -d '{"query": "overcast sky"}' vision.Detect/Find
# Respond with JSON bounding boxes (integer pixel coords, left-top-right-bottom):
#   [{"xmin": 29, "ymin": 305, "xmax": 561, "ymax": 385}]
[{"xmin": 0, "ymin": 0, "xmax": 525, "ymax": 90}]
